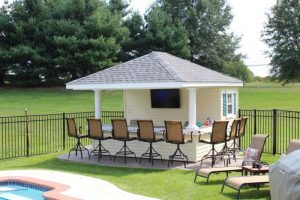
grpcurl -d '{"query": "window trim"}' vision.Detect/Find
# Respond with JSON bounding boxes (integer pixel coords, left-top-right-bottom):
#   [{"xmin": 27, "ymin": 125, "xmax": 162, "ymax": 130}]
[{"xmin": 222, "ymin": 90, "xmax": 237, "ymax": 118}]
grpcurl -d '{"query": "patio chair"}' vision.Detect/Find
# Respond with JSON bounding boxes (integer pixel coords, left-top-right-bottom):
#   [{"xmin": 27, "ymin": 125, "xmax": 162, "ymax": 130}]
[
  {"xmin": 87, "ymin": 118, "xmax": 112, "ymax": 162},
  {"xmin": 286, "ymin": 139, "xmax": 300, "ymax": 154},
  {"xmin": 165, "ymin": 120, "xmax": 192, "ymax": 168},
  {"xmin": 199, "ymin": 120, "xmax": 229, "ymax": 167},
  {"xmin": 221, "ymin": 139, "xmax": 300, "ymax": 199},
  {"xmin": 237, "ymin": 117, "xmax": 248, "ymax": 150},
  {"xmin": 227, "ymin": 118, "xmax": 241, "ymax": 160},
  {"xmin": 218, "ymin": 119, "xmax": 241, "ymax": 164},
  {"xmin": 194, "ymin": 134, "xmax": 269, "ymax": 184},
  {"xmin": 66, "ymin": 117, "xmax": 90, "ymax": 159},
  {"xmin": 111, "ymin": 119, "xmax": 137, "ymax": 164},
  {"xmin": 137, "ymin": 120, "xmax": 164, "ymax": 166},
  {"xmin": 221, "ymin": 175, "xmax": 269, "ymax": 199}
]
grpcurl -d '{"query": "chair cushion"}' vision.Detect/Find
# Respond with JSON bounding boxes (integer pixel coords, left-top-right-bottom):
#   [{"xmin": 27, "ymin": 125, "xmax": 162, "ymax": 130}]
[
  {"xmin": 243, "ymin": 148, "xmax": 259, "ymax": 165},
  {"xmin": 225, "ymin": 175, "xmax": 269, "ymax": 189},
  {"xmin": 198, "ymin": 166, "xmax": 242, "ymax": 177}
]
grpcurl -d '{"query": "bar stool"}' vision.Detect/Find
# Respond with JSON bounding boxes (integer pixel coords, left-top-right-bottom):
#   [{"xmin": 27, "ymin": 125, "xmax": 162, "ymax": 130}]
[
  {"xmin": 112, "ymin": 119, "xmax": 137, "ymax": 164},
  {"xmin": 137, "ymin": 120, "xmax": 164, "ymax": 166},
  {"xmin": 199, "ymin": 120, "xmax": 229, "ymax": 167},
  {"xmin": 66, "ymin": 117, "xmax": 90, "ymax": 159},
  {"xmin": 165, "ymin": 120, "xmax": 193, "ymax": 168},
  {"xmin": 87, "ymin": 118, "xmax": 112, "ymax": 162},
  {"xmin": 237, "ymin": 117, "xmax": 248, "ymax": 150}
]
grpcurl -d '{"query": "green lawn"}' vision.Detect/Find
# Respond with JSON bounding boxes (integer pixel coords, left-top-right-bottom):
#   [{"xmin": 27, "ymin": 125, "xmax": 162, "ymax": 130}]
[
  {"xmin": 1, "ymin": 83, "xmax": 300, "ymax": 116},
  {"xmin": 0, "ymin": 152, "xmax": 279, "ymax": 200},
  {"xmin": 240, "ymin": 83, "xmax": 300, "ymax": 110},
  {"xmin": 0, "ymin": 88, "xmax": 123, "ymax": 116}
]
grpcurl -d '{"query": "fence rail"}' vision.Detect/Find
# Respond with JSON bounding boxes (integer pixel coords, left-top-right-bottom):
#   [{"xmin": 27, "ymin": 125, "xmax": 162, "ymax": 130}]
[
  {"xmin": 239, "ymin": 109, "xmax": 300, "ymax": 154},
  {"xmin": 1, "ymin": 109, "xmax": 299, "ymax": 159},
  {"xmin": 0, "ymin": 111, "xmax": 124, "ymax": 160}
]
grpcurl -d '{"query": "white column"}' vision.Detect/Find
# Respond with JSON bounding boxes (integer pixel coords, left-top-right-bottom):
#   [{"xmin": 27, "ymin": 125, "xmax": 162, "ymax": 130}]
[
  {"xmin": 187, "ymin": 88, "xmax": 198, "ymax": 130},
  {"xmin": 94, "ymin": 90, "xmax": 101, "ymax": 119}
]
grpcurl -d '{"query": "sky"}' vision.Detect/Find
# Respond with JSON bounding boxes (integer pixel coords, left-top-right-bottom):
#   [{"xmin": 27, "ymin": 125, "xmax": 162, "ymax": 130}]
[
  {"xmin": 129, "ymin": 0, "xmax": 276, "ymax": 77},
  {"xmin": 0, "ymin": 0, "xmax": 277, "ymax": 77}
]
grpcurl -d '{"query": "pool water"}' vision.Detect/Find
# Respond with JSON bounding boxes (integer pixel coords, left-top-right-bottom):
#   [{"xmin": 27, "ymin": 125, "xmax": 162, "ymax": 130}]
[{"xmin": 0, "ymin": 182, "xmax": 49, "ymax": 200}]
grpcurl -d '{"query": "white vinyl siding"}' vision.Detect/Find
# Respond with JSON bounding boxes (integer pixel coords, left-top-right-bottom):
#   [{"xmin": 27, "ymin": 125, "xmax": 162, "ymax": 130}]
[{"xmin": 125, "ymin": 88, "xmax": 222, "ymax": 126}]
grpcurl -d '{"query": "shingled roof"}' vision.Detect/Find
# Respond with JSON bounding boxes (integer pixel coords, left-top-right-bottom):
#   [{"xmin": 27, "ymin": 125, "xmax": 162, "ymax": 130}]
[{"xmin": 66, "ymin": 51, "xmax": 243, "ymax": 90}]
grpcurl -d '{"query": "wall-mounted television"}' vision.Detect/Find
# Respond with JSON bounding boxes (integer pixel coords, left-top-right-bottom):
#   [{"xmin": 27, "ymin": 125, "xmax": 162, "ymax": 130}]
[{"xmin": 150, "ymin": 89, "xmax": 180, "ymax": 108}]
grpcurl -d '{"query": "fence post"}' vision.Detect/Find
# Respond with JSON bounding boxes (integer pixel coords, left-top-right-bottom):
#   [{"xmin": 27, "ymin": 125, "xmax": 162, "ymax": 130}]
[
  {"xmin": 253, "ymin": 109, "xmax": 257, "ymax": 135},
  {"xmin": 273, "ymin": 109, "xmax": 277, "ymax": 155},
  {"xmin": 25, "ymin": 110, "xmax": 30, "ymax": 157},
  {"xmin": 62, "ymin": 113, "xmax": 66, "ymax": 151}
]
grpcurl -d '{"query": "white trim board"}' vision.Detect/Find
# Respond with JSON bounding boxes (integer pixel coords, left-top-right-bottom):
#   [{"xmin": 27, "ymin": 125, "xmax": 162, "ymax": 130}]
[{"xmin": 66, "ymin": 82, "xmax": 243, "ymax": 90}]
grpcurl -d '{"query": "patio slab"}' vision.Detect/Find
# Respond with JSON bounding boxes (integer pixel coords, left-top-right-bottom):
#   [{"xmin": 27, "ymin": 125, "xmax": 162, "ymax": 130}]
[{"xmin": 57, "ymin": 150, "xmax": 244, "ymax": 171}]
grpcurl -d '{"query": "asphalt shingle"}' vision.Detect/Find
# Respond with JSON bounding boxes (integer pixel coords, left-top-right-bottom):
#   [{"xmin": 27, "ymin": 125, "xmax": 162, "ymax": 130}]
[{"xmin": 67, "ymin": 51, "xmax": 243, "ymax": 85}]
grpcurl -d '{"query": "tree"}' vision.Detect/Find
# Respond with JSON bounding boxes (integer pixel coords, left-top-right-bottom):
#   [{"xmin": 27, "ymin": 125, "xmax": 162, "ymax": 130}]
[
  {"xmin": 156, "ymin": 0, "xmax": 242, "ymax": 72},
  {"xmin": 263, "ymin": 0, "xmax": 300, "ymax": 84},
  {"xmin": 121, "ymin": 11, "xmax": 146, "ymax": 61},
  {"xmin": 224, "ymin": 61, "xmax": 254, "ymax": 82},
  {"xmin": 108, "ymin": 0, "xmax": 130, "ymax": 17},
  {"xmin": 0, "ymin": 0, "xmax": 129, "ymax": 86},
  {"xmin": 49, "ymin": 0, "xmax": 129, "ymax": 82},
  {"xmin": 121, "ymin": 7, "xmax": 191, "ymax": 61}
]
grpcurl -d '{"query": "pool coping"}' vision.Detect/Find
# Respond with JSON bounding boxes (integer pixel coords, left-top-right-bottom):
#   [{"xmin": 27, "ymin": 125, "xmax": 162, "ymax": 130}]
[{"xmin": 0, "ymin": 176, "xmax": 80, "ymax": 200}]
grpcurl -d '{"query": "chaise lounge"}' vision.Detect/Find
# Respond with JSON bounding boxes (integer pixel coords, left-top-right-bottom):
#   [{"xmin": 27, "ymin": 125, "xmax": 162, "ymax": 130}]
[
  {"xmin": 221, "ymin": 139, "xmax": 300, "ymax": 199},
  {"xmin": 194, "ymin": 134, "xmax": 269, "ymax": 183}
]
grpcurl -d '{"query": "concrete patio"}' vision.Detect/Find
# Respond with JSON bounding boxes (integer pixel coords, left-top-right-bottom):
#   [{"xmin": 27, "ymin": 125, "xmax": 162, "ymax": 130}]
[{"xmin": 58, "ymin": 150, "xmax": 245, "ymax": 171}]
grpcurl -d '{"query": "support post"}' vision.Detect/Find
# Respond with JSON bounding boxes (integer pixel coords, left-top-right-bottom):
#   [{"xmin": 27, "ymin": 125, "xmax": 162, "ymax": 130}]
[
  {"xmin": 63, "ymin": 112, "xmax": 66, "ymax": 151},
  {"xmin": 253, "ymin": 109, "xmax": 257, "ymax": 135},
  {"xmin": 273, "ymin": 109, "xmax": 277, "ymax": 155},
  {"xmin": 94, "ymin": 90, "xmax": 101, "ymax": 119},
  {"xmin": 187, "ymin": 88, "xmax": 198, "ymax": 130}
]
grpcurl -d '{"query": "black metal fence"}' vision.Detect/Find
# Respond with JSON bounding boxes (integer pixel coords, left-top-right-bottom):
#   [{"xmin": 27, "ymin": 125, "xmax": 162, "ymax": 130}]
[
  {"xmin": 0, "ymin": 111, "xmax": 124, "ymax": 160},
  {"xmin": 1, "ymin": 109, "xmax": 299, "ymax": 159},
  {"xmin": 239, "ymin": 109, "xmax": 300, "ymax": 155}
]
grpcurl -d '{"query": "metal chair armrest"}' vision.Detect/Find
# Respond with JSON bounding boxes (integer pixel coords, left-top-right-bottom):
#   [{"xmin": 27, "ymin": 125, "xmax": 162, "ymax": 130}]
[
  {"xmin": 198, "ymin": 131, "xmax": 202, "ymax": 142},
  {"xmin": 189, "ymin": 131, "xmax": 193, "ymax": 143}
]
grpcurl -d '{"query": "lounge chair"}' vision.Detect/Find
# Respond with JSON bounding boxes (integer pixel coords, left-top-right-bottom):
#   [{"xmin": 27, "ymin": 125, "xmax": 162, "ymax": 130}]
[
  {"xmin": 66, "ymin": 117, "xmax": 90, "ymax": 159},
  {"xmin": 286, "ymin": 139, "xmax": 300, "ymax": 154},
  {"xmin": 194, "ymin": 134, "xmax": 269, "ymax": 183},
  {"xmin": 221, "ymin": 175, "xmax": 269, "ymax": 199},
  {"xmin": 221, "ymin": 139, "xmax": 300, "ymax": 199}
]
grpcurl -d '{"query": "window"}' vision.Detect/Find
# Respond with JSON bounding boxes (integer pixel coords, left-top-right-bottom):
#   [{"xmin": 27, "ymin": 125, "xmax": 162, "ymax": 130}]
[
  {"xmin": 227, "ymin": 94, "xmax": 233, "ymax": 115},
  {"xmin": 222, "ymin": 92, "xmax": 237, "ymax": 117}
]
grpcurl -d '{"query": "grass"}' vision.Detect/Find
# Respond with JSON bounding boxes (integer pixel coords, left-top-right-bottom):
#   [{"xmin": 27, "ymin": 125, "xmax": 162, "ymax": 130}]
[
  {"xmin": 0, "ymin": 152, "xmax": 279, "ymax": 200},
  {"xmin": 240, "ymin": 83, "xmax": 300, "ymax": 110},
  {"xmin": 0, "ymin": 87, "xmax": 123, "ymax": 116},
  {"xmin": 1, "ymin": 83, "xmax": 300, "ymax": 117}
]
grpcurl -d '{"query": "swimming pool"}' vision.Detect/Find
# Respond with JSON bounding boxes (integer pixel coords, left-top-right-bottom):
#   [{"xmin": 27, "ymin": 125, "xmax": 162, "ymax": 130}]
[{"xmin": 0, "ymin": 181, "xmax": 49, "ymax": 200}]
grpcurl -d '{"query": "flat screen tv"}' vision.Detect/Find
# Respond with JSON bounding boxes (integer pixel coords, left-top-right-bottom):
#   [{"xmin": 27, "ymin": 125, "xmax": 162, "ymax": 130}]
[{"xmin": 150, "ymin": 89, "xmax": 180, "ymax": 108}]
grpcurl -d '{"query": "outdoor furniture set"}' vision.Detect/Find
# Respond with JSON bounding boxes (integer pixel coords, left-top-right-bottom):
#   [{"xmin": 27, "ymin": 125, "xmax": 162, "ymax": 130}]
[
  {"xmin": 194, "ymin": 130, "xmax": 300, "ymax": 199},
  {"xmin": 66, "ymin": 117, "xmax": 248, "ymax": 168}
]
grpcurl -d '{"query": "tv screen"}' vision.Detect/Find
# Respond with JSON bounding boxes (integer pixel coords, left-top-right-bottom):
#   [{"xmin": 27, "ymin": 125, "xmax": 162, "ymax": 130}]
[{"xmin": 150, "ymin": 89, "xmax": 180, "ymax": 108}]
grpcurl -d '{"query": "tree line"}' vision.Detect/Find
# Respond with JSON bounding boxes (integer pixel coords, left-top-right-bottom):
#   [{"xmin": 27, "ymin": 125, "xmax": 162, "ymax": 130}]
[{"xmin": 1, "ymin": 0, "xmax": 293, "ymax": 87}]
